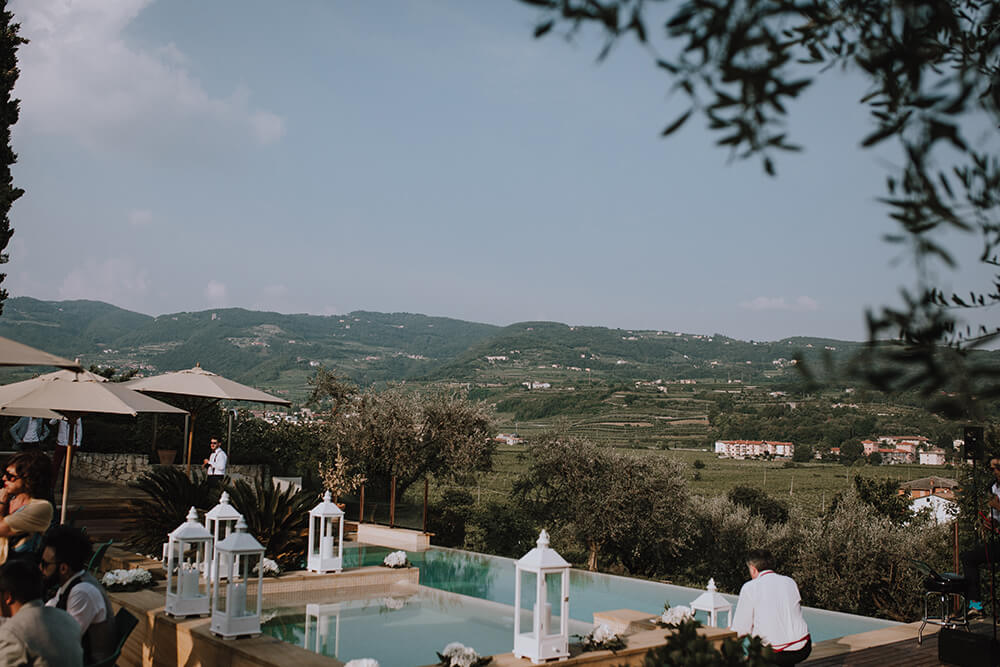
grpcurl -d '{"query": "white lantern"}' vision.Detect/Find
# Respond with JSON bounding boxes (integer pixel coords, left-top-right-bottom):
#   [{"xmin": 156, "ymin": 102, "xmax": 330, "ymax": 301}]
[
  {"xmin": 205, "ymin": 491, "xmax": 244, "ymax": 579},
  {"xmin": 165, "ymin": 507, "xmax": 213, "ymax": 617},
  {"xmin": 304, "ymin": 602, "xmax": 342, "ymax": 657},
  {"xmin": 513, "ymin": 530, "xmax": 570, "ymax": 664},
  {"xmin": 210, "ymin": 517, "xmax": 265, "ymax": 638},
  {"xmin": 690, "ymin": 578, "xmax": 732, "ymax": 628},
  {"xmin": 307, "ymin": 491, "xmax": 344, "ymax": 573}
]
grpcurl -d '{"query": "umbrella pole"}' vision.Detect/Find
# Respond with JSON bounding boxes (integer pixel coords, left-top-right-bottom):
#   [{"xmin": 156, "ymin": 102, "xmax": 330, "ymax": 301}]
[
  {"xmin": 186, "ymin": 413, "xmax": 196, "ymax": 478},
  {"xmin": 60, "ymin": 420, "xmax": 76, "ymax": 524}
]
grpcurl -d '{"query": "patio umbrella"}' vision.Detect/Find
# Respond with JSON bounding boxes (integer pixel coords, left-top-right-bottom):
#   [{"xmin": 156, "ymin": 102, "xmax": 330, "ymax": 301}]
[
  {"xmin": 0, "ymin": 336, "xmax": 81, "ymax": 370},
  {"xmin": 124, "ymin": 364, "xmax": 291, "ymax": 474},
  {"xmin": 0, "ymin": 369, "xmax": 189, "ymax": 522}
]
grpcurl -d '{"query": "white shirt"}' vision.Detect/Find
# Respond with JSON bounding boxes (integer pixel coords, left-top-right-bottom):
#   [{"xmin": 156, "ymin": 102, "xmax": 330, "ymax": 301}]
[
  {"xmin": 207, "ymin": 448, "xmax": 227, "ymax": 476},
  {"xmin": 45, "ymin": 571, "xmax": 106, "ymax": 635},
  {"xmin": 49, "ymin": 418, "xmax": 82, "ymax": 447},
  {"xmin": 730, "ymin": 570, "xmax": 809, "ymax": 652}
]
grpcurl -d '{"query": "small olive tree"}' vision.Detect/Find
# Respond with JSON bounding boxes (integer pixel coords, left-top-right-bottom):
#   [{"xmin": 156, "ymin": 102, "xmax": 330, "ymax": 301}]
[{"xmin": 514, "ymin": 434, "xmax": 692, "ymax": 573}]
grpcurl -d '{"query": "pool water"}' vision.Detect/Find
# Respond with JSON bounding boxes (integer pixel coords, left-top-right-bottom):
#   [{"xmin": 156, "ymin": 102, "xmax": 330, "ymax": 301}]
[{"xmin": 262, "ymin": 544, "xmax": 899, "ymax": 666}]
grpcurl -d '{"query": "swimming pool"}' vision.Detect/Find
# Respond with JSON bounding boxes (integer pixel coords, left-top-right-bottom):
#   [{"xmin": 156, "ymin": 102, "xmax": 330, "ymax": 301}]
[{"xmin": 262, "ymin": 543, "xmax": 899, "ymax": 665}]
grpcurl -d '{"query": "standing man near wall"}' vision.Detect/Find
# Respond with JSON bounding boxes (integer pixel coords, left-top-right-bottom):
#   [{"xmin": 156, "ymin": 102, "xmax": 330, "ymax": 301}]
[{"xmin": 203, "ymin": 437, "xmax": 227, "ymax": 478}]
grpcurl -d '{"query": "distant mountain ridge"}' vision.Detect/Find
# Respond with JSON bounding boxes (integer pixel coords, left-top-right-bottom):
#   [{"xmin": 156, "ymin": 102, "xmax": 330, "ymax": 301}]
[{"xmin": 0, "ymin": 297, "xmax": 909, "ymax": 400}]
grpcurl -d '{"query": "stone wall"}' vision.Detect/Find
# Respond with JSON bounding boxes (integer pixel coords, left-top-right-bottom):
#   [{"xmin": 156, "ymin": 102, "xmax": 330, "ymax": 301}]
[{"xmin": 71, "ymin": 452, "xmax": 269, "ymax": 486}]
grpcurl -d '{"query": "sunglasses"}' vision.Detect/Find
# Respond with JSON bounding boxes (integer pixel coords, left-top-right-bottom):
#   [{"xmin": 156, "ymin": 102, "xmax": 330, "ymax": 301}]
[
  {"xmin": 1, "ymin": 471, "xmax": 20, "ymax": 481},
  {"xmin": 39, "ymin": 559, "xmax": 57, "ymax": 568}
]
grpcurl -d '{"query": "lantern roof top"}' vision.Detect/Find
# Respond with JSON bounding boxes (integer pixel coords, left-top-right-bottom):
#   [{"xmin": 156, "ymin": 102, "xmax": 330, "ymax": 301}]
[
  {"xmin": 309, "ymin": 490, "xmax": 345, "ymax": 517},
  {"xmin": 216, "ymin": 516, "xmax": 265, "ymax": 553},
  {"xmin": 205, "ymin": 491, "xmax": 243, "ymax": 521},
  {"xmin": 516, "ymin": 529, "xmax": 569, "ymax": 570},
  {"xmin": 690, "ymin": 578, "xmax": 732, "ymax": 612},
  {"xmin": 170, "ymin": 507, "xmax": 213, "ymax": 541}
]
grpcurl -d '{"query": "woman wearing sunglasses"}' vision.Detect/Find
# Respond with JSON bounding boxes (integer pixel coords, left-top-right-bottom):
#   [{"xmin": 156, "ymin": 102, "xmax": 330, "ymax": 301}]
[{"xmin": 0, "ymin": 450, "xmax": 53, "ymax": 564}]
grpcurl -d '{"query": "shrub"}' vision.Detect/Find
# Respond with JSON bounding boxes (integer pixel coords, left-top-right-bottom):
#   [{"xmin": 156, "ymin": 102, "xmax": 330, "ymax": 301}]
[
  {"xmin": 727, "ymin": 486, "xmax": 789, "ymax": 525},
  {"xmin": 226, "ymin": 477, "xmax": 315, "ymax": 569},
  {"xmin": 427, "ymin": 489, "xmax": 476, "ymax": 548},
  {"xmin": 125, "ymin": 467, "xmax": 222, "ymax": 555}
]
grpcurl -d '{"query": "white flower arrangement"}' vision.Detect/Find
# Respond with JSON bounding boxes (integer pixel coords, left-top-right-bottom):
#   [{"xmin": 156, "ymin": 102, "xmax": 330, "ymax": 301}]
[
  {"xmin": 382, "ymin": 597, "xmax": 405, "ymax": 610},
  {"xmin": 344, "ymin": 660, "xmax": 380, "ymax": 667},
  {"xmin": 578, "ymin": 623, "xmax": 626, "ymax": 652},
  {"xmin": 655, "ymin": 604, "xmax": 695, "ymax": 626},
  {"xmin": 382, "ymin": 550, "xmax": 409, "ymax": 568},
  {"xmin": 254, "ymin": 557, "xmax": 280, "ymax": 577},
  {"xmin": 437, "ymin": 642, "xmax": 491, "ymax": 667},
  {"xmin": 101, "ymin": 568, "xmax": 153, "ymax": 592}
]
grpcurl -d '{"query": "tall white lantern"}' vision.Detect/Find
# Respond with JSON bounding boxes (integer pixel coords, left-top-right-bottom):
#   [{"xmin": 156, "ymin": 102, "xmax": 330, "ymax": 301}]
[
  {"xmin": 307, "ymin": 491, "xmax": 344, "ymax": 573},
  {"xmin": 165, "ymin": 507, "xmax": 213, "ymax": 617},
  {"xmin": 690, "ymin": 578, "xmax": 732, "ymax": 628},
  {"xmin": 205, "ymin": 491, "xmax": 244, "ymax": 579},
  {"xmin": 514, "ymin": 530, "xmax": 570, "ymax": 664},
  {"xmin": 210, "ymin": 517, "xmax": 265, "ymax": 638}
]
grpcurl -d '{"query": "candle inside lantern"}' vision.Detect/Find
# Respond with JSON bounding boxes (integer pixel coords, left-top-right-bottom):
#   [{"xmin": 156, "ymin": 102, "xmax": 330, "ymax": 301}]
[
  {"xmin": 228, "ymin": 581, "xmax": 247, "ymax": 616},
  {"xmin": 321, "ymin": 535, "xmax": 334, "ymax": 559},
  {"xmin": 180, "ymin": 564, "xmax": 199, "ymax": 598}
]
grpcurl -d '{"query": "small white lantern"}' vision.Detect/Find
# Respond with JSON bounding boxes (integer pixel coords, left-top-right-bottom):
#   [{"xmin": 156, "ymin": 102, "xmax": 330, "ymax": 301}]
[
  {"xmin": 304, "ymin": 602, "xmax": 342, "ymax": 657},
  {"xmin": 210, "ymin": 517, "xmax": 265, "ymax": 638},
  {"xmin": 307, "ymin": 491, "xmax": 345, "ymax": 573},
  {"xmin": 165, "ymin": 507, "xmax": 213, "ymax": 617},
  {"xmin": 513, "ymin": 529, "xmax": 570, "ymax": 664},
  {"xmin": 690, "ymin": 578, "xmax": 732, "ymax": 628},
  {"xmin": 205, "ymin": 491, "xmax": 244, "ymax": 579}
]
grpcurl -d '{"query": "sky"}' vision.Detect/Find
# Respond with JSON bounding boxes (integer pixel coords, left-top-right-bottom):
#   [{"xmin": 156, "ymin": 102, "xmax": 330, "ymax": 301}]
[{"xmin": 4, "ymin": 0, "xmax": 996, "ymax": 343}]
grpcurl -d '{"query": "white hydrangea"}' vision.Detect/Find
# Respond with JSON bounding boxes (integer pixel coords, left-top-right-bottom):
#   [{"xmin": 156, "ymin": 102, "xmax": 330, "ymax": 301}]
[
  {"xmin": 659, "ymin": 605, "xmax": 694, "ymax": 625},
  {"xmin": 101, "ymin": 568, "xmax": 152, "ymax": 589},
  {"xmin": 590, "ymin": 623, "xmax": 616, "ymax": 644},
  {"xmin": 254, "ymin": 558, "xmax": 280, "ymax": 576},
  {"xmin": 344, "ymin": 659, "xmax": 380, "ymax": 667},
  {"xmin": 439, "ymin": 642, "xmax": 482, "ymax": 667},
  {"xmin": 382, "ymin": 597, "xmax": 405, "ymax": 610},
  {"xmin": 383, "ymin": 550, "xmax": 408, "ymax": 568}
]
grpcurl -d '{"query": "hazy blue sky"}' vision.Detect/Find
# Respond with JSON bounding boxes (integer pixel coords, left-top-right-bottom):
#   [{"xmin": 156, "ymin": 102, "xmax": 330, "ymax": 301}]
[{"xmin": 5, "ymin": 0, "xmax": 993, "ymax": 342}]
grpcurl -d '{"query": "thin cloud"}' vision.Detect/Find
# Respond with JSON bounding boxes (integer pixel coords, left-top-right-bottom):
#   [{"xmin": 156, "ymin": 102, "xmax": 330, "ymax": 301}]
[
  {"xmin": 127, "ymin": 209, "xmax": 153, "ymax": 227},
  {"xmin": 58, "ymin": 258, "xmax": 148, "ymax": 304},
  {"xmin": 740, "ymin": 296, "xmax": 819, "ymax": 312},
  {"xmin": 204, "ymin": 280, "xmax": 228, "ymax": 305},
  {"xmin": 11, "ymin": 0, "xmax": 285, "ymax": 154}
]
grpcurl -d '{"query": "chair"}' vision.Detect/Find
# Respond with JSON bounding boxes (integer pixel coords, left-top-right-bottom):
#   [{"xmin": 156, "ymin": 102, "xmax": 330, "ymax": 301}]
[
  {"xmin": 88, "ymin": 539, "xmax": 113, "ymax": 573},
  {"xmin": 908, "ymin": 557, "xmax": 970, "ymax": 644},
  {"xmin": 85, "ymin": 607, "xmax": 139, "ymax": 667}
]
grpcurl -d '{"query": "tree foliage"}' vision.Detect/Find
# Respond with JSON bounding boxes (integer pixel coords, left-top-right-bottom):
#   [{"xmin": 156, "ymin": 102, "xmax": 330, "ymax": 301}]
[
  {"xmin": 318, "ymin": 382, "xmax": 495, "ymax": 501},
  {"xmin": 0, "ymin": 2, "xmax": 24, "ymax": 315},
  {"xmin": 519, "ymin": 0, "xmax": 1000, "ymax": 418},
  {"xmin": 514, "ymin": 434, "xmax": 692, "ymax": 572}
]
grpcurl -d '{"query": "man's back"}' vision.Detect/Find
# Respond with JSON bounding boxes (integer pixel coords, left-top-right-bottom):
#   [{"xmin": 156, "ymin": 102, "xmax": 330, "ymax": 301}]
[
  {"xmin": 0, "ymin": 600, "xmax": 84, "ymax": 667},
  {"xmin": 732, "ymin": 571, "xmax": 809, "ymax": 650}
]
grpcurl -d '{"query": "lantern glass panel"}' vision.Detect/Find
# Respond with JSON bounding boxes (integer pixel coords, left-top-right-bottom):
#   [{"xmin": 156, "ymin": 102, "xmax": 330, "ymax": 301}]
[{"xmin": 543, "ymin": 572, "xmax": 562, "ymax": 637}]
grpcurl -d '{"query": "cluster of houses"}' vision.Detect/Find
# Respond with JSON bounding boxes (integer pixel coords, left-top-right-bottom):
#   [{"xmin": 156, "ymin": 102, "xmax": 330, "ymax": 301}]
[
  {"xmin": 898, "ymin": 476, "xmax": 959, "ymax": 523},
  {"xmin": 716, "ymin": 434, "xmax": 952, "ymax": 465}
]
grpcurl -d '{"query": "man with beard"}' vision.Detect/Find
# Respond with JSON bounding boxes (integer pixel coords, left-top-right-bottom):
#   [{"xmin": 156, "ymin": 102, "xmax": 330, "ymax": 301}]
[
  {"xmin": 39, "ymin": 526, "xmax": 116, "ymax": 665},
  {"xmin": 0, "ymin": 558, "xmax": 82, "ymax": 666}
]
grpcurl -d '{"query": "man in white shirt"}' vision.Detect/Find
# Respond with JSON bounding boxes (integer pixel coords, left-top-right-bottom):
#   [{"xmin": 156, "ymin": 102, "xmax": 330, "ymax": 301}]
[
  {"xmin": 730, "ymin": 549, "xmax": 811, "ymax": 665},
  {"xmin": 40, "ymin": 525, "xmax": 116, "ymax": 665},
  {"xmin": 203, "ymin": 437, "xmax": 227, "ymax": 477}
]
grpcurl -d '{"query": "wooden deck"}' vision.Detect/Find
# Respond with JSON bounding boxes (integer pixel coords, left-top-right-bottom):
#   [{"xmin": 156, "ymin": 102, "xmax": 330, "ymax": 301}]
[
  {"xmin": 56, "ymin": 475, "xmax": 147, "ymax": 542},
  {"xmin": 804, "ymin": 633, "xmax": 945, "ymax": 665}
]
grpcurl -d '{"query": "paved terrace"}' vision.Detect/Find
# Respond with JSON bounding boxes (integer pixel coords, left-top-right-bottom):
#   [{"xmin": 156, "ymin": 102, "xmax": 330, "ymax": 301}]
[{"xmin": 67, "ymin": 476, "xmax": 963, "ymax": 666}]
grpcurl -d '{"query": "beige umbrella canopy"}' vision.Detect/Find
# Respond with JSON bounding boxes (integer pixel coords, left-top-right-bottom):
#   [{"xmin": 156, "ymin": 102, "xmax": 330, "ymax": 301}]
[
  {"xmin": 0, "ymin": 369, "xmax": 188, "ymax": 522},
  {"xmin": 124, "ymin": 364, "xmax": 291, "ymax": 473},
  {"xmin": 0, "ymin": 336, "xmax": 81, "ymax": 370}
]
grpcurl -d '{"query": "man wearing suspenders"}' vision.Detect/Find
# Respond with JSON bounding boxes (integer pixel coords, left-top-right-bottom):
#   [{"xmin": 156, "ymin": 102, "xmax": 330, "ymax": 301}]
[{"xmin": 731, "ymin": 549, "xmax": 812, "ymax": 665}]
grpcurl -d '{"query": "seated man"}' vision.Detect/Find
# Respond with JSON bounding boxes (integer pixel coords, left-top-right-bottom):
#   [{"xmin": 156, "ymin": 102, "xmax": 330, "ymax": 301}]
[
  {"xmin": 0, "ymin": 558, "xmax": 83, "ymax": 667},
  {"xmin": 731, "ymin": 549, "xmax": 811, "ymax": 666},
  {"xmin": 40, "ymin": 525, "xmax": 116, "ymax": 665}
]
